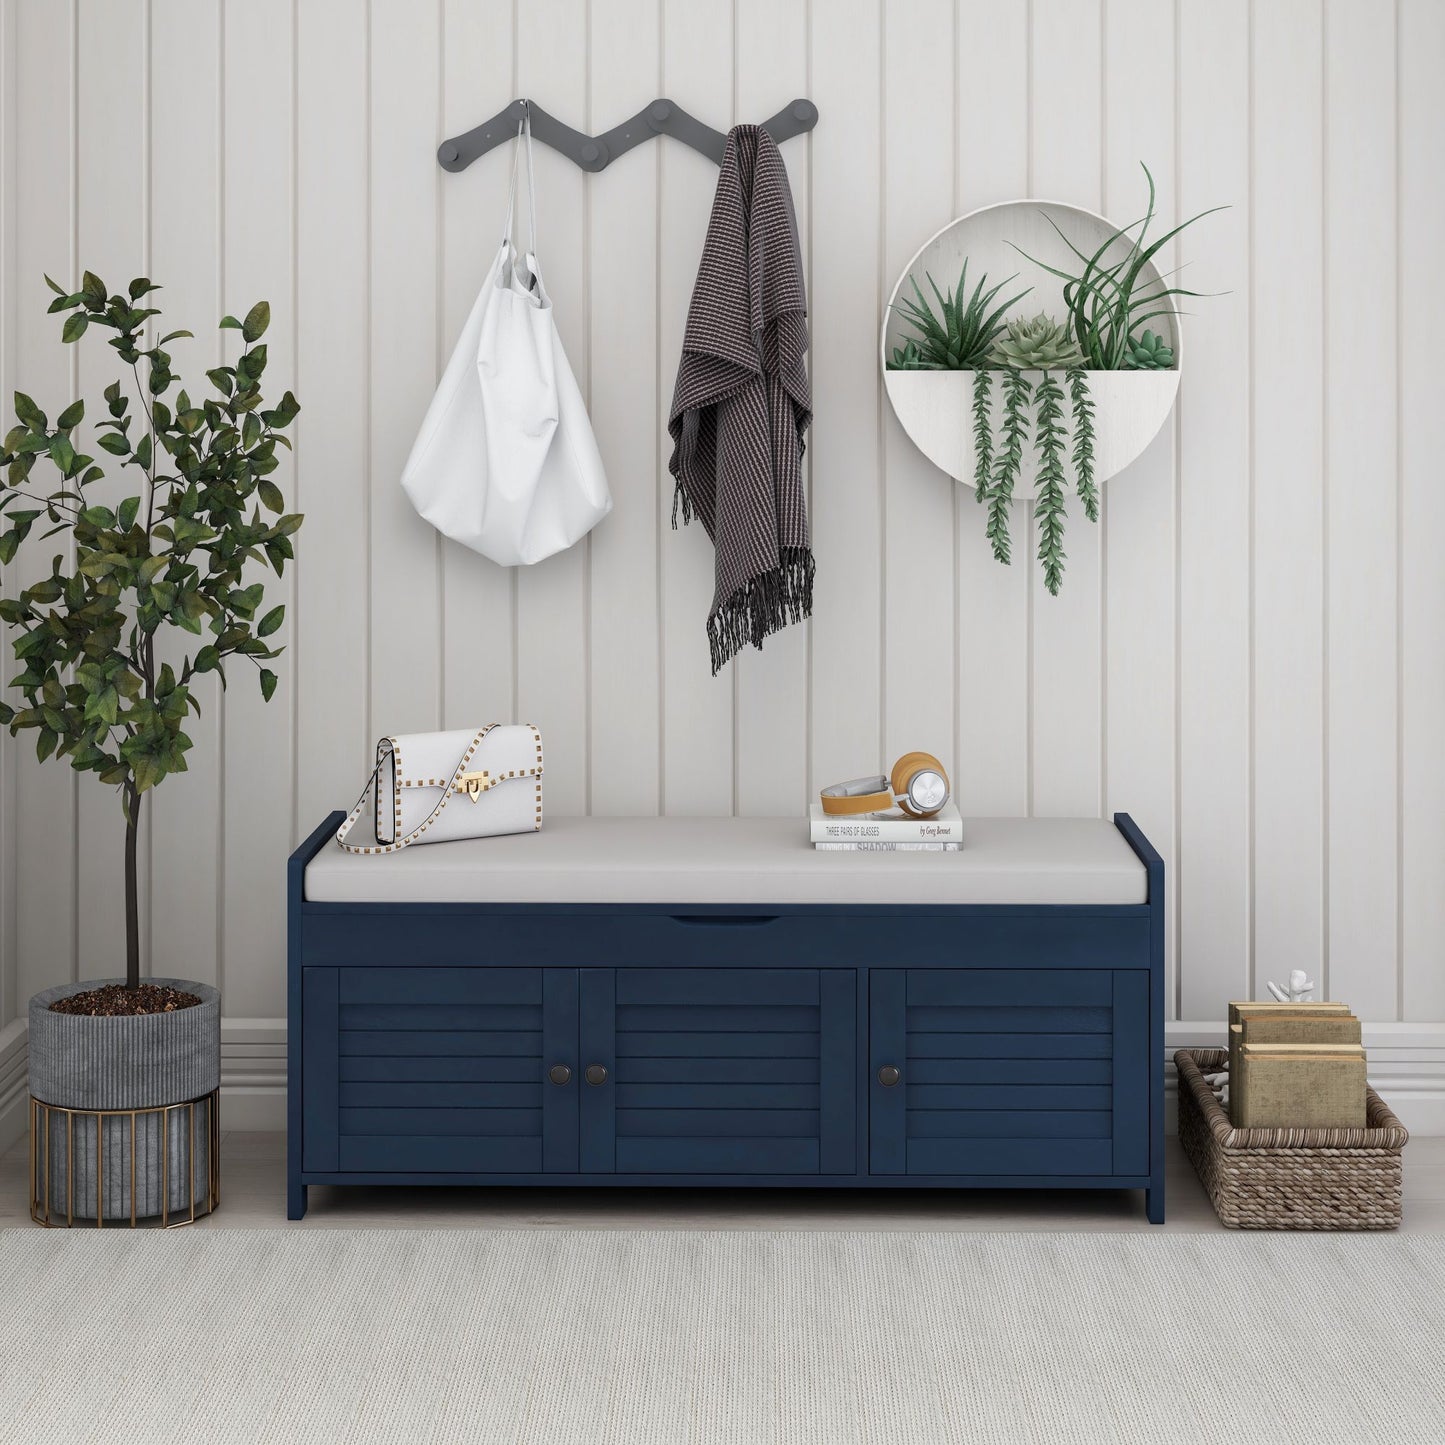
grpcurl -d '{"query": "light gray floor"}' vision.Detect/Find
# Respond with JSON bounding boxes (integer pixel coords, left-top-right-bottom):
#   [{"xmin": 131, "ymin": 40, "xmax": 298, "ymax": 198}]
[{"xmin": 4, "ymin": 1131, "xmax": 1443, "ymax": 1231}]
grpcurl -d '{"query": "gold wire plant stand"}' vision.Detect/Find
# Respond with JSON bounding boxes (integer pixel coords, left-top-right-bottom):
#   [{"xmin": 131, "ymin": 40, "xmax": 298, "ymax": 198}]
[{"xmin": 29, "ymin": 1091, "xmax": 220, "ymax": 1229}]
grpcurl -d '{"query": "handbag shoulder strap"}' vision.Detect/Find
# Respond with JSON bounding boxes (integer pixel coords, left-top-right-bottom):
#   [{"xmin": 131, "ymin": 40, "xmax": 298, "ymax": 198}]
[
  {"xmin": 502, "ymin": 105, "xmax": 538, "ymax": 256},
  {"xmin": 335, "ymin": 725, "xmax": 496, "ymax": 855}
]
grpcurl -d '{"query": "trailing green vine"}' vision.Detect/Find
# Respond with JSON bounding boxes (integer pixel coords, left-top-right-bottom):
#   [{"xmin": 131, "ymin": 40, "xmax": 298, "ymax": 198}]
[
  {"xmin": 971, "ymin": 369, "xmax": 993, "ymax": 502},
  {"xmin": 986, "ymin": 367, "xmax": 1031, "ymax": 565},
  {"xmin": 1067, "ymin": 366, "xmax": 1097, "ymax": 522},
  {"xmin": 1033, "ymin": 371, "xmax": 1068, "ymax": 596}
]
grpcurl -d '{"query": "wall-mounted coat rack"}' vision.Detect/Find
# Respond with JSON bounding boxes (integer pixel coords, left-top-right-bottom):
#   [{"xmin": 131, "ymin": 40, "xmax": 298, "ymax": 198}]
[{"xmin": 438, "ymin": 97, "xmax": 819, "ymax": 174}]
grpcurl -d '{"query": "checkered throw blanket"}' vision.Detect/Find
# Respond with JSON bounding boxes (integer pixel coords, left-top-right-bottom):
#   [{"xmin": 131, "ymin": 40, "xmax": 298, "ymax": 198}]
[{"xmin": 668, "ymin": 125, "xmax": 813, "ymax": 674}]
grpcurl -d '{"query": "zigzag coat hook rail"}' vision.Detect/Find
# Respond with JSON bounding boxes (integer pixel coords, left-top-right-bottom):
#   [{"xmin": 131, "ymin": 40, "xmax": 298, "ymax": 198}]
[{"xmin": 437, "ymin": 97, "xmax": 819, "ymax": 174}]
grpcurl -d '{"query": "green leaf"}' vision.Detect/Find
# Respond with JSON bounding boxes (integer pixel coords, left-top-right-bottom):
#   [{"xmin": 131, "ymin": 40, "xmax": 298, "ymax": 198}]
[
  {"xmin": 97, "ymin": 431, "xmax": 131, "ymax": 457},
  {"xmin": 80, "ymin": 504, "xmax": 116, "ymax": 528},
  {"xmin": 219, "ymin": 314, "xmax": 242, "ymax": 330},
  {"xmin": 256, "ymin": 478, "xmax": 284, "ymax": 514},
  {"xmin": 192, "ymin": 644, "xmax": 220, "ymax": 673},
  {"xmin": 81, "ymin": 270, "xmax": 107, "ymax": 305},
  {"xmin": 138, "ymin": 554, "xmax": 168, "ymax": 583},
  {"xmin": 61, "ymin": 312, "xmax": 89, "ymax": 344},
  {"xmin": 272, "ymin": 512, "xmax": 303, "ymax": 536},
  {"xmin": 56, "ymin": 398, "xmax": 85, "ymax": 430},
  {"xmin": 258, "ymin": 667, "xmax": 278, "ymax": 703},
  {"xmin": 129, "ymin": 276, "xmax": 158, "ymax": 300},
  {"xmin": 206, "ymin": 367, "xmax": 234, "ymax": 397},
  {"xmin": 241, "ymin": 300, "xmax": 270, "ymax": 343},
  {"xmin": 117, "ymin": 496, "xmax": 140, "ymax": 531},
  {"xmin": 14, "ymin": 392, "xmax": 46, "ymax": 430},
  {"xmin": 36, "ymin": 727, "xmax": 58, "ymax": 764},
  {"xmin": 44, "ymin": 274, "xmax": 66, "ymax": 296},
  {"xmin": 257, "ymin": 604, "xmax": 285, "ymax": 638},
  {"xmin": 48, "ymin": 436, "xmax": 76, "ymax": 475}
]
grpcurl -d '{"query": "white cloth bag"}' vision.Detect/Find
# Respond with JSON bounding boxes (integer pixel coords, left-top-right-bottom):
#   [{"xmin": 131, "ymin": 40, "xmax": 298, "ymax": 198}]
[{"xmin": 402, "ymin": 111, "xmax": 610, "ymax": 566}]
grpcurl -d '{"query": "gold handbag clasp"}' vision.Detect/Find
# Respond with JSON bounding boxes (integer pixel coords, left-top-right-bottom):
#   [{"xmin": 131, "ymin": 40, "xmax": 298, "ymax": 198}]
[{"xmin": 455, "ymin": 770, "xmax": 493, "ymax": 802}]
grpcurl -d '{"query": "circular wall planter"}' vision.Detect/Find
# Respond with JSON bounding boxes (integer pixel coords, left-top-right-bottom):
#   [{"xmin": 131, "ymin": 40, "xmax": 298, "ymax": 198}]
[
  {"xmin": 28, "ymin": 978, "xmax": 220, "ymax": 1223},
  {"xmin": 881, "ymin": 199, "xmax": 1181, "ymax": 498}
]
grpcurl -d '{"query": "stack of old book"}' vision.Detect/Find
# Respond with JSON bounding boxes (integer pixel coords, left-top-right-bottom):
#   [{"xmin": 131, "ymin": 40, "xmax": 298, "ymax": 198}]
[
  {"xmin": 808, "ymin": 802, "xmax": 962, "ymax": 852},
  {"xmin": 1228, "ymin": 1000, "xmax": 1366, "ymax": 1129}
]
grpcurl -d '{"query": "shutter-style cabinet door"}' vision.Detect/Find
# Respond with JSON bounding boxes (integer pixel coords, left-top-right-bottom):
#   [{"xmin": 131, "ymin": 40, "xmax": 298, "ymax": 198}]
[
  {"xmin": 580, "ymin": 967, "xmax": 857, "ymax": 1176},
  {"xmin": 314, "ymin": 966, "xmax": 578, "ymax": 1174},
  {"xmin": 869, "ymin": 968, "xmax": 1147, "ymax": 1178}
]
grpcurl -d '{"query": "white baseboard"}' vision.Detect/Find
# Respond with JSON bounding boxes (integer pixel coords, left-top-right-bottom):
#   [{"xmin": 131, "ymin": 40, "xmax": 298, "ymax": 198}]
[
  {"xmin": 2, "ymin": 1016, "xmax": 1443, "ymax": 1153},
  {"xmin": 0, "ymin": 1019, "xmax": 28, "ymax": 1156}
]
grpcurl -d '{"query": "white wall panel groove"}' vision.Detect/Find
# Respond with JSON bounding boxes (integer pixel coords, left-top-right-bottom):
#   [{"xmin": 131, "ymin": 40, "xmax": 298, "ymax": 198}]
[{"xmin": 0, "ymin": 0, "xmax": 1441, "ymax": 1033}]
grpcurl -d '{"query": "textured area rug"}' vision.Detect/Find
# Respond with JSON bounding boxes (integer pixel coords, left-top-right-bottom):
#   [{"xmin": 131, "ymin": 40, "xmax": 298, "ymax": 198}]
[{"xmin": 1, "ymin": 1229, "xmax": 1441, "ymax": 1444}]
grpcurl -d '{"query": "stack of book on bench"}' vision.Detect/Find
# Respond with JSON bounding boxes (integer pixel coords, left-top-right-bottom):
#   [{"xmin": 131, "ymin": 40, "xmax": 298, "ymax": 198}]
[
  {"xmin": 1228, "ymin": 1000, "xmax": 1366, "ymax": 1129},
  {"xmin": 808, "ymin": 802, "xmax": 962, "ymax": 852}
]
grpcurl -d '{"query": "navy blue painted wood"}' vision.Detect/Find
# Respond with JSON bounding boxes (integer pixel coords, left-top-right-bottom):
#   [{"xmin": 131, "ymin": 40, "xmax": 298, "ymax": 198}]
[
  {"xmin": 1114, "ymin": 812, "xmax": 1167, "ymax": 1224},
  {"xmin": 907, "ymin": 1111, "xmax": 1112, "ymax": 1139},
  {"xmin": 302, "ymin": 968, "xmax": 339, "ymax": 1171},
  {"xmin": 908, "ymin": 1138, "xmax": 1112, "ymax": 1175},
  {"xmin": 869, "ymin": 970, "xmax": 907, "ymax": 1175},
  {"xmin": 818, "ymin": 969, "xmax": 856, "ymax": 1173},
  {"xmin": 340, "ymin": 1137, "xmax": 545, "ymax": 1173},
  {"xmin": 579, "ymin": 969, "xmax": 616, "ymax": 1172},
  {"xmin": 615, "ymin": 1138, "xmax": 820, "ymax": 1174},
  {"xmin": 287, "ymin": 810, "xmax": 1166, "ymax": 1221},
  {"xmin": 1111, "ymin": 971, "xmax": 1149, "ymax": 1175},
  {"xmin": 302, "ymin": 910, "xmax": 1152, "ymax": 972},
  {"xmin": 598, "ymin": 966, "xmax": 857, "ymax": 1176},
  {"xmin": 543, "ymin": 968, "xmax": 579, "ymax": 1172}
]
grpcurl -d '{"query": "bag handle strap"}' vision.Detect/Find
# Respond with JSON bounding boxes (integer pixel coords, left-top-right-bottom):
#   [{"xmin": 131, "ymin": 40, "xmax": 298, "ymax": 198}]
[
  {"xmin": 335, "ymin": 725, "xmax": 496, "ymax": 855},
  {"xmin": 502, "ymin": 104, "xmax": 538, "ymax": 256}
]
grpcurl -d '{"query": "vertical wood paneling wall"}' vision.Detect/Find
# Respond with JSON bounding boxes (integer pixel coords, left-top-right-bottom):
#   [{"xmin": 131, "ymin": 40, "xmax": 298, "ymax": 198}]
[{"xmin": 1, "ymin": 0, "xmax": 1441, "ymax": 1036}]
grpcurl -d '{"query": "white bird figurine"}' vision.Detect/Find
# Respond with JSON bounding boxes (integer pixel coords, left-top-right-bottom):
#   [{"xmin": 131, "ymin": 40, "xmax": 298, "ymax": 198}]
[{"xmin": 1266, "ymin": 969, "xmax": 1316, "ymax": 1004}]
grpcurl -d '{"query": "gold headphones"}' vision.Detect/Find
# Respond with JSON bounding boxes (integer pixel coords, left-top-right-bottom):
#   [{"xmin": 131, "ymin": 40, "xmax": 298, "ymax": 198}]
[{"xmin": 819, "ymin": 752, "xmax": 951, "ymax": 819}]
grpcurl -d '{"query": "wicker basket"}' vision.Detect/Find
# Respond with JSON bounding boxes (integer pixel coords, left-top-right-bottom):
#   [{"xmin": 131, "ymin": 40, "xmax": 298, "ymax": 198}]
[{"xmin": 1175, "ymin": 1048, "xmax": 1408, "ymax": 1230}]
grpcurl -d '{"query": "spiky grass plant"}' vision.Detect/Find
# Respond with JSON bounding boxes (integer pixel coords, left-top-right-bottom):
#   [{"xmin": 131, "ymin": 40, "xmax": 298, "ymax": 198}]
[
  {"xmin": 887, "ymin": 262, "xmax": 1030, "ymax": 370},
  {"xmin": 1011, "ymin": 163, "xmax": 1222, "ymax": 370}
]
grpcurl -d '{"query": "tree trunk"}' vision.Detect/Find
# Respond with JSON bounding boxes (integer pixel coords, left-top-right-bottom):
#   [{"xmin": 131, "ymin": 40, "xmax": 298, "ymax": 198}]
[{"xmin": 124, "ymin": 780, "xmax": 141, "ymax": 991}]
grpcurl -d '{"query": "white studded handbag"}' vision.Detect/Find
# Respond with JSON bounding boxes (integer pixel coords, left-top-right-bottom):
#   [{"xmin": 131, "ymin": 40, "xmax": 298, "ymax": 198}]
[{"xmin": 335, "ymin": 724, "xmax": 543, "ymax": 854}]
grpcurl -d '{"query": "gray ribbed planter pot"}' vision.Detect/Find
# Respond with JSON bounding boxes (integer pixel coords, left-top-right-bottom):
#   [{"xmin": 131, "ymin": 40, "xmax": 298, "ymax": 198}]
[{"xmin": 29, "ymin": 979, "xmax": 220, "ymax": 1221}]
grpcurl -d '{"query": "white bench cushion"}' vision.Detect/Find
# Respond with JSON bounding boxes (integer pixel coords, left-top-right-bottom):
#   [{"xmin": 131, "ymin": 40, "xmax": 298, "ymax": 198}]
[{"xmin": 304, "ymin": 816, "xmax": 1147, "ymax": 906}]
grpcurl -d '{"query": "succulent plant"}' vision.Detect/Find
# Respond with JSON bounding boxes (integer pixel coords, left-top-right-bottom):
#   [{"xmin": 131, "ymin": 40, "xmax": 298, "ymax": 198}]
[
  {"xmin": 887, "ymin": 262, "xmax": 1031, "ymax": 370},
  {"xmin": 889, "ymin": 339, "xmax": 931, "ymax": 370},
  {"xmin": 988, "ymin": 311, "xmax": 1085, "ymax": 370},
  {"xmin": 1124, "ymin": 328, "xmax": 1175, "ymax": 370}
]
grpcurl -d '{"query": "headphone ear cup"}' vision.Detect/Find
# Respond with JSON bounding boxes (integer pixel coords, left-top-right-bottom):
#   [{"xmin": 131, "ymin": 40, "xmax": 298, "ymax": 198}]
[
  {"xmin": 891, "ymin": 751, "xmax": 950, "ymax": 817},
  {"xmin": 890, "ymin": 752, "xmax": 948, "ymax": 799}
]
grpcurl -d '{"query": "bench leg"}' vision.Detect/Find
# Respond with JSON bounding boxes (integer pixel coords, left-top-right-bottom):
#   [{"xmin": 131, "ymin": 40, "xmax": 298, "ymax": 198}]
[
  {"xmin": 288, "ymin": 1178, "xmax": 308, "ymax": 1221},
  {"xmin": 1145, "ymin": 1180, "xmax": 1165, "ymax": 1225}
]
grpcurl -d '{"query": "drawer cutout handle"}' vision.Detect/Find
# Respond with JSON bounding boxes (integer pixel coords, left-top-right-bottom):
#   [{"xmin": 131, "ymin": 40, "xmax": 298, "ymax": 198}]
[
  {"xmin": 670, "ymin": 915, "xmax": 780, "ymax": 927},
  {"xmin": 584, "ymin": 1064, "xmax": 608, "ymax": 1087},
  {"xmin": 877, "ymin": 1065, "xmax": 901, "ymax": 1088},
  {"xmin": 548, "ymin": 1064, "xmax": 572, "ymax": 1086}
]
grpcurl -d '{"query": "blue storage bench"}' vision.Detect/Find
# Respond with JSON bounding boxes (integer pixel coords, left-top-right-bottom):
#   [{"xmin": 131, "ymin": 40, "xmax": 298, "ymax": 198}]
[{"xmin": 287, "ymin": 812, "xmax": 1165, "ymax": 1221}]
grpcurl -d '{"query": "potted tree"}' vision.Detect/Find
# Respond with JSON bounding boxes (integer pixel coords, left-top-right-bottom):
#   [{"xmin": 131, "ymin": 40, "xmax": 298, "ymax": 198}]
[{"xmin": 0, "ymin": 272, "xmax": 300, "ymax": 1224}]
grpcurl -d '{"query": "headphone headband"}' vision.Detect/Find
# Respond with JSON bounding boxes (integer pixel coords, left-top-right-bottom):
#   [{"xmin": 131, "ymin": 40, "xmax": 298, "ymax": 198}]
[{"xmin": 819, "ymin": 753, "xmax": 950, "ymax": 818}]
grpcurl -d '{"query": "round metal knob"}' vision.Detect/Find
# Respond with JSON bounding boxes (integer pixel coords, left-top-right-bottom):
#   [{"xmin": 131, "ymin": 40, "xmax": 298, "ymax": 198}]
[
  {"xmin": 548, "ymin": 1064, "xmax": 571, "ymax": 1086},
  {"xmin": 584, "ymin": 1064, "xmax": 608, "ymax": 1087},
  {"xmin": 580, "ymin": 141, "xmax": 601, "ymax": 164},
  {"xmin": 877, "ymin": 1065, "xmax": 900, "ymax": 1087},
  {"xmin": 439, "ymin": 142, "xmax": 459, "ymax": 165}
]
